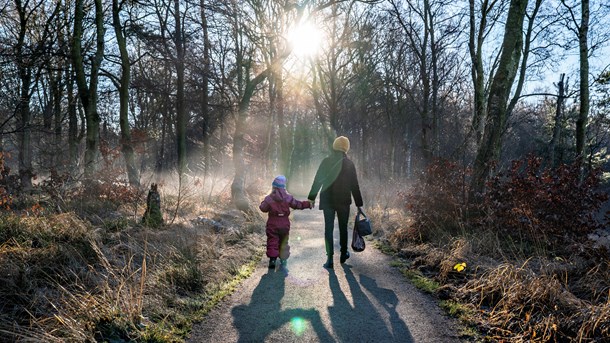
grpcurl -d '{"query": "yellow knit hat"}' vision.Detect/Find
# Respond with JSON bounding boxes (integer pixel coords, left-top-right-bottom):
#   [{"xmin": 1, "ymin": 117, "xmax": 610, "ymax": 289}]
[{"xmin": 332, "ymin": 136, "xmax": 350, "ymax": 153}]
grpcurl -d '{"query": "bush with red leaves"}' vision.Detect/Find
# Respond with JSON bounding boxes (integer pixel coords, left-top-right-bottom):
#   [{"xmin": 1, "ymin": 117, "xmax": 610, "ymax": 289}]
[{"xmin": 485, "ymin": 156, "xmax": 608, "ymax": 241}]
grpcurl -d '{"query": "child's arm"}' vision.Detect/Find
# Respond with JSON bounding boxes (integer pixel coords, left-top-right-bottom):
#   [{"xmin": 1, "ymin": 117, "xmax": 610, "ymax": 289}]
[
  {"xmin": 288, "ymin": 196, "xmax": 312, "ymax": 210},
  {"xmin": 259, "ymin": 198, "xmax": 271, "ymax": 212}
]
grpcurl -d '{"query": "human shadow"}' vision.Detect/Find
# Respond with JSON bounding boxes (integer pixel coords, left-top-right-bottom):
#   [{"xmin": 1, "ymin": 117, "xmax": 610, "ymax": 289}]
[
  {"xmin": 359, "ymin": 273, "xmax": 413, "ymax": 340},
  {"xmin": 328, "ymin": 265, "xmax": 414, "ymax": 342},
  {"xmin": 232, "ymin": 269, "xmax": 332, "ymax": 342}
]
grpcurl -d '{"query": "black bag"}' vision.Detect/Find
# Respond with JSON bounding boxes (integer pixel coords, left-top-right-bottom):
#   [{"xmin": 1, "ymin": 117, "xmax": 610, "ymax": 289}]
[
  {"xmin": 355, "ymin": 208, "xmax": 372, "ymax": 236},
  {"xmin": 351, "ymin": 226, "xmax": 365, "ymax": 252}
]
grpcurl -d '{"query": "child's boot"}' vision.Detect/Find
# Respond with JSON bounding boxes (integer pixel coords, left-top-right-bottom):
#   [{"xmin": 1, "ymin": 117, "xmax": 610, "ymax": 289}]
[{"xmin": 268, "ymin": 257, "xmax": 277, "ymax": 269}]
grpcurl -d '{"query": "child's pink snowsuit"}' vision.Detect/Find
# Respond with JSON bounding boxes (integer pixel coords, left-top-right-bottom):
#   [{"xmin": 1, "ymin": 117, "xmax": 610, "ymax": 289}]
[{"xmin": 259, "ymin": 188, "xmax": 311, "ymax": 259}]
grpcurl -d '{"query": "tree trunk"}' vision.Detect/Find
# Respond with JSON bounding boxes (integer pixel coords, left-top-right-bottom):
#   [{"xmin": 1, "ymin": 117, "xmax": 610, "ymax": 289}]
[
  {"xmin": 174, "ymin": 0, "xmax": 187, "ymax": 177},
  {"xmin": 549, "ymin": 73, "xmax": 565, "ymax": 167},
  {"xmin": 53, "ymin": 70, "xmax": 63, "ymax": 170},
  {"xmin": 72, "ymin": 0, "xmax": 104, "ymax": 178},
  {"xmin": 232, "ymin": 70, "xmax": 270, "ymax": 212},
  {"xmin": 200, "ymin": 0, "xmax": 211, "ymax": 177},
  {"xmin": 470, "ymin": 0, "xmax": 529, "ymax": 199},
  {"xmin": 469, "ymin": 0, "xmax": 488, "ymax": 144},
  {"xmin": 427, "ymin": 0, "xmax": 440, "ymax": 157},
  {"xmin": 67, "ymin": 66, "xmax": 78, "ymax": 171},
  {"xmin": 277, "ymin": 70, "xmax": 294, "ymax": 180},
  {"xmin": 15, "ymin": 0, "xmax": 33, "ymax": 190},
  {"xmin": 419, "ymin": 0, "xmax": 432, "ymax": 163},
  {"xmin": 507, "ymin": 0, "xmax": 542, "ymax": 119},
  {"xmin": 17, "ymin": 69, "xmax": 33, "ymax": 191},
  {"xmin": 576, "ymin": 0, "xmax": 589, "ymax": 162},
  {"xmin": 113, "ymin": 0, "xmax": 140, "ymax": 187}
]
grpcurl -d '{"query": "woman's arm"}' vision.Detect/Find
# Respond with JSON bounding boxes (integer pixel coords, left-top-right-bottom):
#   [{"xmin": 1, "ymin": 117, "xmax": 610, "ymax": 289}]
[
  {"xmin": 349, "ymin": 162, "xmax": 364, "ymax": 207},
  {"xmin": 308, "ymin": 159, "xmax": 327, "ymax": 201}
]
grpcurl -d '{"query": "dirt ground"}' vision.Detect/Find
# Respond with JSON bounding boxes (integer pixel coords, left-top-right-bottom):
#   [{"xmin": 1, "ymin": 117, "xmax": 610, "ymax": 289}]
[{"xmin": 188, "ymin": 210, "xmax": 462, "ymax": 342}]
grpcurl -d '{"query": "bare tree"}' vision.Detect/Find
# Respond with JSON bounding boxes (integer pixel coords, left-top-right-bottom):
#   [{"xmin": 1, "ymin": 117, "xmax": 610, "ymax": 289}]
[
  {"xmin": 111, "ymin": 0, "xmax": 140, "ymax": 186},
  {"xmin": 560, "ymin": 0, "xmax": 589, "ymax": 162},
  {"xmin": 11, "ymin": 0, "xmax": 60, "ymax": 190},
  {"xmin": 72, "ymin": 0, "xmax": 105, "ymax": 178},
  {"xmin": 470, "ymin": 0, "xmax": 529, "ymax": 198},
  {"xmin": 468, "ymin": 0, "xmax": 505, "ymax": 144},
  {"xmin": 387, "ymin": 0, "xmax": 462, "ymax": 165},
  {"xmin": 199, "ymin": 0, "xmax": 212, "ymax": 176},
  {"xmin": 547, "ymin": 74, "xmax": 565, "ymax": 166}
]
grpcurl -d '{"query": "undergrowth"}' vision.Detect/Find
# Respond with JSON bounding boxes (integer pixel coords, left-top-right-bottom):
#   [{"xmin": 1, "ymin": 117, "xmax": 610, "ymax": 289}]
[
  {"xmin": 372, "ymin": 157, "xmax": 610, "ymax": 342},
  {"xmin": 0, "ymin": 171, "xmax": 265, "ymax": 342}
]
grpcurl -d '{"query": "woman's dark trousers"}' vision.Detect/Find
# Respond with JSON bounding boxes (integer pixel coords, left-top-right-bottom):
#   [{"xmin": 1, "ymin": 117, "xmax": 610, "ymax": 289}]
[{"xmin": 323, "ymin": 205, "xmax": 350, "ymax": 258}]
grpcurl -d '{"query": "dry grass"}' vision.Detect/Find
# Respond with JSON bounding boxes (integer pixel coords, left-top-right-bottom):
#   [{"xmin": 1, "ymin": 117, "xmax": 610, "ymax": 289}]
[
  {"xmin": 458, "ymin": 259, "xmax": 609, "ymax": 342},
  {"xmin": 0, "ymin": 173, "xmax": 266, "ymax": 342},
  {"xmin": 367, "ymin": 182, "xmax": 610, "ymax": 342}
]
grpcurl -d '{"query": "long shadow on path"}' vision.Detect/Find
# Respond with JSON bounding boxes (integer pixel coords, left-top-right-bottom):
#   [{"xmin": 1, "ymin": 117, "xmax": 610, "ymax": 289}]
[
  {"xmin": 232, "ymin": 269, "xmax": 332, "ymax": 342},
  {"xmin": 328, "ymin": 265, "xmax": 414, "ymax": 342}
]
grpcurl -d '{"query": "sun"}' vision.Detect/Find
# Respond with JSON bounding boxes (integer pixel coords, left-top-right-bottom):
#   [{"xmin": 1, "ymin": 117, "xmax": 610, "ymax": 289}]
[{"xmin": 287, "ymin": 21, "xmax": 325, "ymax": 59}]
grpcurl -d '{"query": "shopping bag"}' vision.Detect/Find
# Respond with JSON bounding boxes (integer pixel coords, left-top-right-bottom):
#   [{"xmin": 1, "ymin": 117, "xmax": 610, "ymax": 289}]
[
  {"xmin": 351, "ymin": 226, "xmax": 365, "ymax": 252},
  {"xmin": 355, "ymin": 208, "xmax": 372, "ymax": 236}
]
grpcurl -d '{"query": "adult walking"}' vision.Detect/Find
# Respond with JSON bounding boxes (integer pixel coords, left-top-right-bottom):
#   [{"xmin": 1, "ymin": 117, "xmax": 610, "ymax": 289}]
[{"xmin": 308, "ymin": 136, "xmax": 363, "ymax": 269}]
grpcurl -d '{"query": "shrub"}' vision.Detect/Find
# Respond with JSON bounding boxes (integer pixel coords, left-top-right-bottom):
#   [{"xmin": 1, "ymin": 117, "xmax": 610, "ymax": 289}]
[
  {"xmin": 485, "ymin": 156, "xmax": 608, "ymax": 244},
  {"xmin": 401, "ymin": 159, "xmax": 470, "ymax": 238},
  {"xmin": 0, "ymin": 152, "xmax": 14, "ymax": 210}
]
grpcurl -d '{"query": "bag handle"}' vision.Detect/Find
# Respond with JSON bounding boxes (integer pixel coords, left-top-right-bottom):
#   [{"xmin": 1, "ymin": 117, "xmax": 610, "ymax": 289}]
[{"xmin": 356, "ymin": 207, "xmax": 367, "ymax": 219}]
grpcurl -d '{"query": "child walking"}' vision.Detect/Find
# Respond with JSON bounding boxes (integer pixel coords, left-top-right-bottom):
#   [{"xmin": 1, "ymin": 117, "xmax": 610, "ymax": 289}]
[{"xmin": 259, "ymin": 175, "xmax": 312, "ymax": 270}]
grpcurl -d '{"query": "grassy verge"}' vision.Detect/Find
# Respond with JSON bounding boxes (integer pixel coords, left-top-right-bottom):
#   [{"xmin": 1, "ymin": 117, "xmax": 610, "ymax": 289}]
[
  {"xmin": 0, "ymin": 186, "xmax": 266, "ymax": 342},
  {"xmin": 369, "ymin": 204, "xmax": 610, "ymax": 342},
  {"xmin": 140, "ymin": 247, "xmax": 264, "ymax": 342}
]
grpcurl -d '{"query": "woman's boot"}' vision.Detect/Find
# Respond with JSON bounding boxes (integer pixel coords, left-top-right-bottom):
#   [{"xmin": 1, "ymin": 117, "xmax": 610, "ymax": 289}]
[{"xmin": 323, "ymin": 256, "xmax": 333, "ymax": 269}]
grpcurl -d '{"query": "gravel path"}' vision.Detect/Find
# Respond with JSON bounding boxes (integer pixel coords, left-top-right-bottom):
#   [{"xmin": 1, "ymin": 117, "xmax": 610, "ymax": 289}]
[{"xmin": 188, "ymin": 210, "xmax": 462, "ymax": 342}]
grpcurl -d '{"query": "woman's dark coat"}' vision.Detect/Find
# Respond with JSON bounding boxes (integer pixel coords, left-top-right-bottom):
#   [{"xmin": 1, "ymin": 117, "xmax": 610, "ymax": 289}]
[{"xmin": 308, "ymin": 151, "xmax": 363, "ymax": 209}]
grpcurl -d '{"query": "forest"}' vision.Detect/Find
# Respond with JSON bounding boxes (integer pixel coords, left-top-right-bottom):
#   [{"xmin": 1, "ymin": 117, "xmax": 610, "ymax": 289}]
[{"xmin": 0, "ymin": 0, "xmax": 609, "ymax": 341}]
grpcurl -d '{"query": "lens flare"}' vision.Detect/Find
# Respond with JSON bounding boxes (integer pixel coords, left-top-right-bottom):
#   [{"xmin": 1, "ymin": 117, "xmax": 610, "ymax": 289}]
[
  {"xmin": 290, "ymin": 317, "xmax": 307, "ymax": 336},
  {"xmin": 287, "ymin": 21, "xmax": 324, "ymax": 58}
]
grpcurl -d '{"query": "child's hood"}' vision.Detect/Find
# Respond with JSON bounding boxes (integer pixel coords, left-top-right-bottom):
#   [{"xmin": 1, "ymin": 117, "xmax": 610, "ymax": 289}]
[{"xmin": 270, "ymin": 188, "xmax": 290, "ymax": 202}]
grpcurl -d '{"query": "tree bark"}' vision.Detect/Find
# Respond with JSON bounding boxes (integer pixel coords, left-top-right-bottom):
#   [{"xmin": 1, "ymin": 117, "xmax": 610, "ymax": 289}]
[
  {"xmin": 72, "ymin": 0, "xmax": 104, "ymax": 178},
  {"xmin": 15, "ymin": 0, "xmax": 33, "ymax": 190},
  {"xmin": 67, "ymin": 66, "xmax": 79, "ymax": 171},
  {"xmin": 174, "ymin": 0, "xmax": 187, "ymax": 177},
  {"xmin": 576, "ymin": 0, "xmax": 589, "ymax": 162},
  {"xmin": 469, "ymin": 0, "xmax": 488, "ymax": 144},
  {"xmin": 470, "ymin": 0, "xmax": 529, "ymax": 199},
  {"xmin": 200, "ymin": 0, "xmax": 212, "ymax": 177},
  {"xmin": 113, "ymin": 0, "xmax": 140, "ymax": 187},
  {"xmin": 549, "ymin": 73, "xmax": 565, "ymax": 167},
  {"xmin": 506, "ymin": 0, "xmax": 543, "ymax": 119},
  {"xmin": 52, "ymin": 70, "xmax": 63, "ymax": 170},
  {"xmin": 427, "ymin": 0, "xmax": 440, "ymax": 157}
]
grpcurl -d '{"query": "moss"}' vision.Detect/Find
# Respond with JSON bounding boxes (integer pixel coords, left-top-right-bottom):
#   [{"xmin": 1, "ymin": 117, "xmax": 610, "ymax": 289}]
[
  {"xmin": 400, "ymin": 269, "xmax": 440, "ymax": 293},
  {"xmin": 439, "ymin": 300, "xmax": 475, "ymax": 319},
  {"xmin": 142, "ymin": 205, "xmax": 163, "ymax": 228},
  {"xmin": 373, "ymin": 239, "xmax": 397, "ymax": 256}
]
